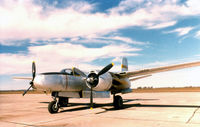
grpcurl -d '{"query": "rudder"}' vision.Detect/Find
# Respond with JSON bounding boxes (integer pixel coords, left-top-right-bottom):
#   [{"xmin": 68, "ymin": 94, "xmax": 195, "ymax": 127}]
[{"xmin": 121, "ymin": 57, "xmax": 128, "ymax": 72}]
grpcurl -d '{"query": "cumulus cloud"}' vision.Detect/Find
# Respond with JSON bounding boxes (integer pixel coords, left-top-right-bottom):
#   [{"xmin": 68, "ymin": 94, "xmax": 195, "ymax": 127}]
[
  {"xmin": 186, "ymin": 0, "xmax": 200, "ymax": 13},
  {"xmin": 0, "ymin": 0, "xmax": 200, "ymax": 43},
  {"xmin": 0, "ymin": 43, "xmax": 141, "ymax": 75}
]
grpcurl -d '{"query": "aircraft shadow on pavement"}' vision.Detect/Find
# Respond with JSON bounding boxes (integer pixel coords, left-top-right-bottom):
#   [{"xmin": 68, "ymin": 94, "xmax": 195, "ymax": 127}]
[{"xmin": 39, "ymin": 98, "xmax": 200, "ymax": 114}]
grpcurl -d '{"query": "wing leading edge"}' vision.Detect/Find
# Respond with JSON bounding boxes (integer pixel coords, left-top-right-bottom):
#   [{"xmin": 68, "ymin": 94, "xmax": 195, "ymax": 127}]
[{"xmin": 118, "ymin": 61, "xmax": 200, "ymax": 78}]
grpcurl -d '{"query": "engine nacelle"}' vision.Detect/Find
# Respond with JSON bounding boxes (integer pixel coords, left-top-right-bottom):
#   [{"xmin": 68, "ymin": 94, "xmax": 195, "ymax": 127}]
[{"xmin": 88, "ymin": 72, "xmax": 113, "ymax": 91}]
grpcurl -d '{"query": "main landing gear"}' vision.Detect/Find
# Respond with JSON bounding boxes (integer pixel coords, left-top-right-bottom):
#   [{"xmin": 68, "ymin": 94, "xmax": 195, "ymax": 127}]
[
  {"xmin": 48, "ymin": 97, "xmax": 69, "ymax": 114},
  {"xmin": 48, "ymin": 93, "xmax": 123, "ymax": 114},
  {"xmin": 113, "ymin": 94, "xmax": 123, "ymax": 109}
]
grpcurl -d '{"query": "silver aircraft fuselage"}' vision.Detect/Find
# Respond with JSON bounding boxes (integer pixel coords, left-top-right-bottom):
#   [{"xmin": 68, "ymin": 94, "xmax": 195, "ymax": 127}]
[
  {"xmin": 34, "ymin": 74, "xmax": 85, "ymax": 92},
  {"xmin": 34, "ymin": 72, "xmax": 131, "ymax": 93}
]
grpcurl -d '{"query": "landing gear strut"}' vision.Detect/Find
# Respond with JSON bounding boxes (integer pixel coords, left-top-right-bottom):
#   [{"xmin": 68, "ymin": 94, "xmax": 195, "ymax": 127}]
[
  {"xmin": 48, "ymin": 97, "xmax": 69, "ymax": 114},
  {"xmin": 113, "ymin": 94, "xmax": 123, "ymax": 109}
]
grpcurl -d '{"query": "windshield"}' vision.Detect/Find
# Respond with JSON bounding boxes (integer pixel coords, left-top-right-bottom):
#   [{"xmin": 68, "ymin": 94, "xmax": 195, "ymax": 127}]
[
  {"xmin": 60, "ymin": 68, "xmax": 80, "ymax": 76},
  {"xmin": 60, "ymin": 69, "xmax": 73, "ymax": 75}
]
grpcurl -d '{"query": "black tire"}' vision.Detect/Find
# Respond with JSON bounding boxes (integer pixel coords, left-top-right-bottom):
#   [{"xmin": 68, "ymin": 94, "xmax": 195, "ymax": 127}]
[
  {"xmin": 59, "ymin": 97, "xmax": 68, "ymax": 107},
  {"xmin": 48, "ymin": 101, "xmax": 59, "ymax": 114},
  {"xmin": 113, "ymin": 95, "xmax": 123, "ymax": 109}
]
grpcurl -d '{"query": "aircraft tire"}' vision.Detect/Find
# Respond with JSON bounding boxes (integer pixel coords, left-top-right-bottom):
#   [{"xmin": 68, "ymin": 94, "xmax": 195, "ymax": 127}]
[
  {"xmin": 114, "ymin": 95, "xmax": 123, "ymax": 109},
  {"xmin": 48, "ymin": 101, "xmax": 59, "ymax": 114},
  {"xmin": 59, "ymin": 97, "xmax": 68, "ymax": 107}
]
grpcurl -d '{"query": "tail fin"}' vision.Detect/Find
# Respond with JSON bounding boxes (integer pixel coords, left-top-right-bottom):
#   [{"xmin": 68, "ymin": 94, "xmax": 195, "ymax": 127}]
[{"xmin": 121, "ymin": 57, "xmax": 128, "ymax": 72}]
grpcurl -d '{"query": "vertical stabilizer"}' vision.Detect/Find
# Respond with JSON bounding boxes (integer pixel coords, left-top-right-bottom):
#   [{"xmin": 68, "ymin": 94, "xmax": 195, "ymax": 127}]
[{"xmin": 121, "ymin": 57, "xmax": 128, "ymax": 72}]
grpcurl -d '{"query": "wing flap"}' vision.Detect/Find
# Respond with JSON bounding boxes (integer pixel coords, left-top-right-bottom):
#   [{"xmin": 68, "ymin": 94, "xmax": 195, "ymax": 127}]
[{"xmin": 123, "ymin": 61, "xmax": 200, "ymax": 78}]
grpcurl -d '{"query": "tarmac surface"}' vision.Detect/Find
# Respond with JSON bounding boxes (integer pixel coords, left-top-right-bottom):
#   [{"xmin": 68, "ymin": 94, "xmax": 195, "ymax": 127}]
[{"xmin": 0, "ymin": 92, "xmax": 200, "ymax": 127}]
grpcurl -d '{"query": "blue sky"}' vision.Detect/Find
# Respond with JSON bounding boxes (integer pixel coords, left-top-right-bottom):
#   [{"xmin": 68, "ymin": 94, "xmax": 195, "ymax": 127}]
[{"xmin": 0, "ymin": 0, "xmax": 200, "ymax": 90}]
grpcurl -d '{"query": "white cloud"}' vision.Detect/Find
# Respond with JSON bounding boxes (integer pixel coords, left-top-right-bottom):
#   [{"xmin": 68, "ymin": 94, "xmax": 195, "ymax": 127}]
[
  {"xmin": 0, "ymin": 53, "xmax": 31, "ymax": 74},
  {"xmin": 0, "ymin": 43, "xmax": 141, "ymax": 75},
  {"xmin": 106, "ymin": 36, "xmax": 146, "ymax": 45},
  {"xmin": 109, "ymin": 0, "xmax": 145, "ymax": 14},
  {"xmin": 165, "ymin": 27, "xmax": 194, "ymax": 36},
  {"xmin": 147, "ymin": 21, "xmax": 177, "ymax": 29},
  {"xmin": 132, "ymin": 67, "xmax": 200, "ymax": 88},
  {"xmin": 0, "ymin": 0, "xmax": 200, "ymax": 44},
  {"xmin": 186, "ymin": 0, "xmax": 200, "ymax": 13},
  {"xmin": 131, "ymin": 59, "xmax": 200, "ymax": 88},
  {"xmin": 195, "ymin": 30, "xmax": 200, "ymax": 38},
  {"xmin": 80, "ymin": 36, "xmax": 146, "ymax": 45},
  {"xmin": 111, "ymin": 57, "xmax": 123, "ymax": 63}
]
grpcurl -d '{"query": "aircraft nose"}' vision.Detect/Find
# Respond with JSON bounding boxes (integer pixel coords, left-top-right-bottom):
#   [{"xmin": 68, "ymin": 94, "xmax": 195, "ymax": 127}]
[
  {"xmin": 33, "ymin": 74, "xmax": 68, "ymax": 91},
  {"xmin": 33, "ymin": 75, "xmax": 44, "ymax": 90}
]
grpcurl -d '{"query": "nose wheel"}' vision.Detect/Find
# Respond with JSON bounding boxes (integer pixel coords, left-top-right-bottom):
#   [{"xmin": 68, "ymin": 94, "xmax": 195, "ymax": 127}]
[
  {"xmin": 48, "ymin": 97, "xmax": 69, "ymax": 114},
  {"xmin": 48, "ymin": 101, "xmax": 59, "ymax": 114}
]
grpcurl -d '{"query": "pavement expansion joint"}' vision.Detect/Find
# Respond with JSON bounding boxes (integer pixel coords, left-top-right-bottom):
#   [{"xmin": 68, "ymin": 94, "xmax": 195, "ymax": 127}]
[
  {"xmin": 1, "ymin": 120, "xmax": 36, "ymax": 127},
  {"xmin": 186, "ymin": 106, "xmax": 200, "ymax": 124}
]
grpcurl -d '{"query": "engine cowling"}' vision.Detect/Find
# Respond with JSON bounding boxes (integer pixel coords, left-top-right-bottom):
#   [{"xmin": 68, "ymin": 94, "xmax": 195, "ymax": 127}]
[{"xmin": 87, "ymin": 72, "xmax": 113, "ymax": 91}]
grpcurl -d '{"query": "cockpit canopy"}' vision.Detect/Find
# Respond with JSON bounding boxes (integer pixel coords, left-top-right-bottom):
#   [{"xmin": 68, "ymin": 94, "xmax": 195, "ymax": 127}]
[{"xmin": 60, "ymin": 68, "xmax": 80, "ymax": 76}]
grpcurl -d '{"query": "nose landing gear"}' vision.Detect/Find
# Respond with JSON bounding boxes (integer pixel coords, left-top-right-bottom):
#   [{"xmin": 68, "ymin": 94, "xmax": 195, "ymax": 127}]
[{"xmin": 48, "ymin": 97, "xmax": 69, "ymax": 114}]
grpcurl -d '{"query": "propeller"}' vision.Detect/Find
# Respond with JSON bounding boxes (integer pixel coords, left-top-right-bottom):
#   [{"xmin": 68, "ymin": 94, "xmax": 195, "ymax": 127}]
[
  {"xmin": 86, "ymin": 63, "xmax": 114, "ymax": 109},
  {"xmin": 73, "ymin": 63, "xmax": 114, "ymax": 109},
  {"xmin": 23, "ymin": 61, "xmax": 36, "ymax": 96}
]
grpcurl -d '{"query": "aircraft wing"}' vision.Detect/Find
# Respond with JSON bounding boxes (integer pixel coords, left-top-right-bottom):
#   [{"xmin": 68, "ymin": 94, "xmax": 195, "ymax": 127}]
[
  {"xmin": 13, "ymin": 77, "xmax": 32, "ymax": 80},
  {"xmin": 129, "ymin": 75, "xmax": 151, "ymax": 81},
  {"xmin": 118, "ymin": 61, "xmax": 200, "ymax": 78}
]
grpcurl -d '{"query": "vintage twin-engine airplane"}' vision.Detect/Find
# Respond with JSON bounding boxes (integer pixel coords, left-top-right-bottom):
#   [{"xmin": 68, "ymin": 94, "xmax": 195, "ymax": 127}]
[{"xmin": 14, "ymin": 57, "xmax": 200, "ymax": 114}]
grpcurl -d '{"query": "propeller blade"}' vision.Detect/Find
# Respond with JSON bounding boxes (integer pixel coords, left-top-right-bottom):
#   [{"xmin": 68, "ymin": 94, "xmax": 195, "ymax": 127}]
[
  {"xmin": 72, "ymin": 67, "xmax": 87, "ymax": 77},
  {"xmin": 23, "ymin": 61, "xmax": 36, "ymax": 96},
  {"xmin": 32, "ymin": 61, "xmax": 36, "ymax": 80},
  {"xmin": 90, "ymin": 87, "xmax": 93, "ymax": 109},
  {"xmin": 22, "ymin": 85, "xmax": 32, "ymax": 96},
  {"xmin": 97, "ymin": 63, "xmax": 114, "ymax": 76}
]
